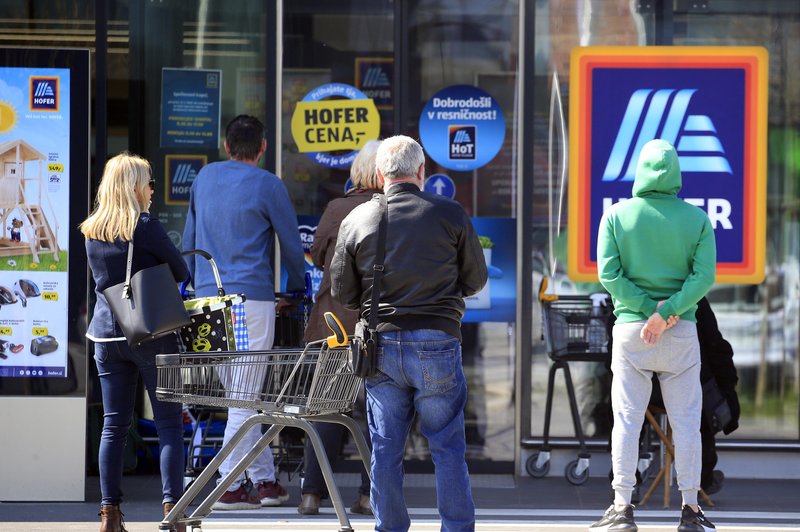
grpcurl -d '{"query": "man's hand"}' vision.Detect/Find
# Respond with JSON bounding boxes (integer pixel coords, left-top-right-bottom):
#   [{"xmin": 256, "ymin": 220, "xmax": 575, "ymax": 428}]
[
  {"xmin": 275, "ymin": 297, "xmax": 296, "ymax": 314},
  {"xmin": 640, "ymin": 301, "xmax": 680, "ymax": 345},
  {"xmin": 640, "ymin": 312, "xmax": 667, "ymax": 345}
]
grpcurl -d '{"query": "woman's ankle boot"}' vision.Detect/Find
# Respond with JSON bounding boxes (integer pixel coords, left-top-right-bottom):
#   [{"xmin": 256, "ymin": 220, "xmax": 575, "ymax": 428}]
[
  {"xmin": 99, "ymin": 504, "xmax": 127, "ymax": 532},
  {"xmin": 164, "ymin": 502, "xmax": 187, "ymax": 532}
]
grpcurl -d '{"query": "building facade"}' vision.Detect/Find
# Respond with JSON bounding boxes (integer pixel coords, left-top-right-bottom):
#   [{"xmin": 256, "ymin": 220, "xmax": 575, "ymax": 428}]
[{"xmin": 0, "ymin": 0, "xmax": 797, "ymax": 476}]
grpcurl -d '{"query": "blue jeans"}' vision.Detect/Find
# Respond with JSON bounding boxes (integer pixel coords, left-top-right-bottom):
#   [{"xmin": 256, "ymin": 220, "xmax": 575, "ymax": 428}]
[
  {"xmin": 94, "ymin": 336, "xmax": 184, "ymax": 505},
  {"xmin": 365, "ymin": 329, "xmax": 475, "ymax": 532}
]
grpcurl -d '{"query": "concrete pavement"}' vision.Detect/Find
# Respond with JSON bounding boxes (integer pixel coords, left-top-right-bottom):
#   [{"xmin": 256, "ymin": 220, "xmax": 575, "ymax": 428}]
[{"xmin": 1, "ymin": 472, "xmax": 799, "ymax": 531}]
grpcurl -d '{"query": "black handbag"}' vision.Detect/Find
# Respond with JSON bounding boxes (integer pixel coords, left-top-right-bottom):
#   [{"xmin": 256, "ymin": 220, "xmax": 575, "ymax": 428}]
[
  {"xmin": 350, "ymin": 194, "xmax": 387, "ymax": 378},
  {"xmin": 702, "ymin": 376, "xmax": 733, "ymax": 434},
  {"xmin": 103, "ymin": 241, "xmax": 190, "ymax": 346}
]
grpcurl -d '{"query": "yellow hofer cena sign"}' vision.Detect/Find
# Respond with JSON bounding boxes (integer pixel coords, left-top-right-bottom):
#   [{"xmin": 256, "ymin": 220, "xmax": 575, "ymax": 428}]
[{"xmin": 291, "ymin": 83, "xmax": 380, "ymax": 169}]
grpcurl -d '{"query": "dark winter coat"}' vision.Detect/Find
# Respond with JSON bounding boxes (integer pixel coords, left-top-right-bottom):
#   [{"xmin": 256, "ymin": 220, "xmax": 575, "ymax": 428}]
[{"xmin": 303, "ymin": 189, "xmax": 381, "ymax": 343}]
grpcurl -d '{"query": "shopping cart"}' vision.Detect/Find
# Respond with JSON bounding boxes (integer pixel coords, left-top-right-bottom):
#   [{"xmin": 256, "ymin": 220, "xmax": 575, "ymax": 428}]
[
  {"xmin": 526, "ymin": 277, "xmax": 611, "ymax": 485},
  {"xmin": 273, "ymin": 274, "xmax": 313, "ymax": 475},
  {"xmin": 156, "ymin": 312, "xmax": 370, "ymax": 532},
  {"xmin": 274, "ymin": 272, "xmax": 312, "ymax": 348}
]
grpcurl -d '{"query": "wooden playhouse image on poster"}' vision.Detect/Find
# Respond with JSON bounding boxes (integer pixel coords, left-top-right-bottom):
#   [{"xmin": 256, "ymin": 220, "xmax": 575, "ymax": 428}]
[{"xmin": 0, "ymin": 139, "xmax": 61, "ymax": 268}]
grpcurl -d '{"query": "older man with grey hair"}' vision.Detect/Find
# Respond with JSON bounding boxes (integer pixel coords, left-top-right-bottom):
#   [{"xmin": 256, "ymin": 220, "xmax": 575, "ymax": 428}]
[{"xmin": 331, "ymin": 135, "xmax": 487, "ymax": 532}]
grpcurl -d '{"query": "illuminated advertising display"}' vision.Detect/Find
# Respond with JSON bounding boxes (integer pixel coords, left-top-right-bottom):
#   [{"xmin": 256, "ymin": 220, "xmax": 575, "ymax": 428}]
[
  {"xmin": 568, "ymin": 46, "xmax": 768, "ymax": 284},
  {"xmin": 0, "ymin": 55, "xmax": 85, "ymax": 381}
]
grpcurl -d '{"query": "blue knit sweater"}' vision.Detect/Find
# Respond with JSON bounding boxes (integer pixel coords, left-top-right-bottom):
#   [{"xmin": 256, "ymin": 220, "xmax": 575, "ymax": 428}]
[{"xmin": 183, "ymin": 160, "xmax": 305, "ymax": 300}]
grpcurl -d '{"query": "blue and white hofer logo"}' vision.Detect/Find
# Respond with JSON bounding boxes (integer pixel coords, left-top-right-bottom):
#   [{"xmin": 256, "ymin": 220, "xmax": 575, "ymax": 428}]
[
  {"xmin": 585, "ymin": 63, "xmax": 748, "ymax": 268},
  {"xmin": 166, "ymin": 155, "xmax": 207, "ymax": 205},
  {"xmin": 603, "ymin": 88, "xmax": 732, "ymax": 181},
  {"xmin": 29, "ymin": 77, "xmax": 59, "ymax": 111},
  {"xmin": 419, "ymin": 85, "xmax": 505, "ymax": 172}
]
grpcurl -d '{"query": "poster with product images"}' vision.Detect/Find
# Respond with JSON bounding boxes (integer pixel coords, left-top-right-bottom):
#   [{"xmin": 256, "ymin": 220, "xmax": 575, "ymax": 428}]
[{"xmin": 0, "ymin": 66, "xmax": 71, "ymax": 378}]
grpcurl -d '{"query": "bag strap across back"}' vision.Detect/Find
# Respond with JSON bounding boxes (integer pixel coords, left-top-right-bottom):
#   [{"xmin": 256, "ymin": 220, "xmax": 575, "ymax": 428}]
[
  {"xmin": 122, "ymin": 241, "xmax": 135, "ymax": 299},
  {"xmin": 367, "ymin": 194, "xmax": 388, "ymax": 332}
]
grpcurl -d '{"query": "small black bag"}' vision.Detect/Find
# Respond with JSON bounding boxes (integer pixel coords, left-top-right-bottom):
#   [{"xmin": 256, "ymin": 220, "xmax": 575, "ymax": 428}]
[
  {"xmin": 702, "ymin": 376, "xmax": 733, "ymax": 434},
  {"xmin": 351, "ymin": 319, "xmax": 377, "ymax": 378},
  {"xmin": 103, "ymin": 241, "xmax": 190, "ymax": 346},
  {"xmin": 350, "ymin": 195, "xmax": 387, "ymax": 379}
]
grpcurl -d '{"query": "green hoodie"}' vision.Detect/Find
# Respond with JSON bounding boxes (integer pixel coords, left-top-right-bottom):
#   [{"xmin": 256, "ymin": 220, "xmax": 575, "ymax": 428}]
[{"xmin": 597, "ymin": 139, "xmax": 716, "ymax": 323}]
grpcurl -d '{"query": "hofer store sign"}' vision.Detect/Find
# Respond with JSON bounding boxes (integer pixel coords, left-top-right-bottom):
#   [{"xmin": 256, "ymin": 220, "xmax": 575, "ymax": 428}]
[{"xmin": 567, "ymin": 46, "xmax": 768, "ymax": 284}]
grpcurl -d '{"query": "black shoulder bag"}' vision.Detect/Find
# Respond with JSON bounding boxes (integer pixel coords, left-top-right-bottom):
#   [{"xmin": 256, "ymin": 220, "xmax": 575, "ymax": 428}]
[
  {"xmin": 351, "ymin": 195, "xmax": 387, "ymax": 378},
  {"xmin": 103, "ymin": 241, "xmax": 190, "ymax": 346}
]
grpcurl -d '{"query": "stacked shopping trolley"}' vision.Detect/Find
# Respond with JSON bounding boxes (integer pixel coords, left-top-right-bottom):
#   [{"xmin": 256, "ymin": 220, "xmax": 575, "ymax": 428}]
[{"xmin": 526, "ymin": 281, "xmax": 612, "ymax": 485}]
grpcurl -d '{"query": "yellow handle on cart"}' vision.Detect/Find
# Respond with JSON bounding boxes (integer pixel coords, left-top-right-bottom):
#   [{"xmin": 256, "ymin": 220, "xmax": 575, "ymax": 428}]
[
  {"xmin": 538, "ymin": 276, "xmax": 559, "ymax": 303},
  {"xmin": 324, "ymin": 311, "xmax": 349, "ymax": 347}
]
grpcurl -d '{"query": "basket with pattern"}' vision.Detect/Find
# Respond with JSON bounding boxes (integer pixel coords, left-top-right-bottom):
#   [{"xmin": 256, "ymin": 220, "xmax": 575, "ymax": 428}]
[{"xmin": 180, "ymin": 250, "xmax": 248, "ymax": 353}]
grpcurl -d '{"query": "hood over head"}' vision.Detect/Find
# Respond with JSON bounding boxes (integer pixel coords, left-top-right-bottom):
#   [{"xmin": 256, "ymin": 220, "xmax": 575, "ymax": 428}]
[{"xmin": 632, "ymin": 139, "xmax": 682, "ymax": 198}]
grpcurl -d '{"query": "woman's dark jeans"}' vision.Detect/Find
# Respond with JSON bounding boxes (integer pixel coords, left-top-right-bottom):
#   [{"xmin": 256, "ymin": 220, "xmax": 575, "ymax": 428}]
[{"xmin": 94, "ymin": 335, "xmax": 184, "ymax": 505}]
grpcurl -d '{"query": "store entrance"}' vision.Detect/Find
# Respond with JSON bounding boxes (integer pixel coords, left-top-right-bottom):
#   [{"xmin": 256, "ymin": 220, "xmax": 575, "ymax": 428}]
[{"xmin": 281, "ymin": 1, "xmax": 520, "ymax": 473}]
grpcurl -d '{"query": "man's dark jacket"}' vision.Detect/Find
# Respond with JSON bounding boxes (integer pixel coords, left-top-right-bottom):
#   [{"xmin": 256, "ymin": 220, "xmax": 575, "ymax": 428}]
[{"xmin": 330, "ymin": 182, "xmax": 488, "ymax": 341}]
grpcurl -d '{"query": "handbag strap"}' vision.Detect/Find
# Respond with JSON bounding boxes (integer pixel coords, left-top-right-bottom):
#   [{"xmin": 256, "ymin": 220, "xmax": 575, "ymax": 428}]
[
  {"xmin": 367, "ymin": 194, "xmax": 387, "ymax": 331},
  {"xmin": 122, "ymin": 241, "xmax": 135, "ymax": 299}
]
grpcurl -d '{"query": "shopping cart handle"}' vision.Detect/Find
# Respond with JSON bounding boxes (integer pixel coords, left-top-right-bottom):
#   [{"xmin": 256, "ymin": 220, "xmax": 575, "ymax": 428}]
[{"xmin": 323, "ymin": 311, "xmax": 348, "ymax": 347}]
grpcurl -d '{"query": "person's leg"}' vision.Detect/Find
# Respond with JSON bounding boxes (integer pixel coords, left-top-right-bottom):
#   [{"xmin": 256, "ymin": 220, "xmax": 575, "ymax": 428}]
[
  {"xmin": 240, "ymin": 299, "xmax": 280, "ymax": 486},
  {"xmin": 216, "ymin": 300, "xmax": 279, "ymax": 489},
  {"xmin": 406, "ymin": 330, "xmax": 474, "ymax": 532},
  {"xmin": 658, "ymin": 321, "xmax": 702, "ymax": 507},
  {"xmin": 609, "ymin": 322, "xmax": 655, "ymax": 508},
  {"xmin": 94, "ymin": 342, "xmax": 139, "ymax": 506},
  {"xmin": 366, "ymin": 331, "xmax": 414, "ymax": 532},
  {"xmin": 699, "ymin": 415, "xmax": 718, "ymax": 491},
  {"xmin": 351, "ymin": 385, "xmax": 373, "ymax": 498},
  {"xmin": 301, "ymin": 421, "xmax": 346, "ymax": 498},
  {"xmin": 135, "ymin": 336, "xmax": 185, "ymax": 504}
]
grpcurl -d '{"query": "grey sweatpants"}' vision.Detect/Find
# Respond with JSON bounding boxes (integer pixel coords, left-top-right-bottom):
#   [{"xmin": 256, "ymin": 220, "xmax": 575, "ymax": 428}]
[{"xmin": 610, "ymin": 320, "xmax": 702, "ymax": 506}]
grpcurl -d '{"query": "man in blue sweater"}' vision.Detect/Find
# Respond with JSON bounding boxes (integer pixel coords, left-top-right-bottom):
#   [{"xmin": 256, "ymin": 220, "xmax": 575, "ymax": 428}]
[{"xmin": 183, "ymin": 114, "xmax": 306, "ymax": 510}]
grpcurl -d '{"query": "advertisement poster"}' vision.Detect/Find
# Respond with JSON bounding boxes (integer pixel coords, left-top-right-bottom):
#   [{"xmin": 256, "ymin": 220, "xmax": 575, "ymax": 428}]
[
  {"xmin": 0, "ymin": 66, "xmax": 71, "ymax": 378},
  {"xmin": 290, "ymin": 82, "xmax": 380, "ymax": 169},
  {"xmin": 160, "ymin": 68, "xmax": 222, "ymax": 149},
  {"xmin": 287, "ymin": 216, "xmax": 516, "ymax": 324},
  {"xmin": 568, "ymin": 47, "xmax": 768, "ymax": 283},
  {"xmin": 418, "ymin": 84, "xmax": 506, "ymax": 172}
]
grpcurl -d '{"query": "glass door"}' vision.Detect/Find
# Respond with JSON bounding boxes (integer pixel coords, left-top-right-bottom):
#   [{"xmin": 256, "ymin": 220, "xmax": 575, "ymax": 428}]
[{"xmin": 283, "ymin": 0, "xmax": 521, "ymax": 469}]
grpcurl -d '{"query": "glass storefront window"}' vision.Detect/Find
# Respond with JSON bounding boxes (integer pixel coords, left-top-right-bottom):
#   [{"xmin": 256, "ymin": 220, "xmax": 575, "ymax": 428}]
[
  {"xmin": 530, "ymin": 0, "xmax": 799, "ymax": 443},
  {"xmin": 283, "ymin": 0, "xmax": 520, "ymax": 466},
  {"xmin": 673, "ymin": 2, "xmax": 800, "ymax": 440}
]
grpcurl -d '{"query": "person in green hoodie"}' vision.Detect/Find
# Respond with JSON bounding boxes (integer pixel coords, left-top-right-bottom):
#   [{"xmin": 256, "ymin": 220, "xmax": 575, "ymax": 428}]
[{"xmin": 590, "ymin": 139, "xmax": 717, "ymax": 532}]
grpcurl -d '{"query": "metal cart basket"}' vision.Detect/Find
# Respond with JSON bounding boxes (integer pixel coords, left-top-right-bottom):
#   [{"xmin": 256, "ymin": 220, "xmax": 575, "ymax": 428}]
[
  {"xmin": 156, "ymin": 337, "xmax": 371, "ymax": 532},
  {"xmin": 527, "ymin": 292, "xmax": 611, "ymax": 485}
]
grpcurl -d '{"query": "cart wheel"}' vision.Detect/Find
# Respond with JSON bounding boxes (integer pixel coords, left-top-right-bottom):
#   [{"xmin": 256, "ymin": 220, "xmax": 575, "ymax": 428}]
[
  {"xmin": 565, "ymin": 458, "xmax": 590, "ymax": 485},
  {"xmin": 183, "ymin": 476, "xmax": 195, "ymax": 490},
  {"xmin": 525, "ymin": 452, "xmax": 550, "ymax": 478}
]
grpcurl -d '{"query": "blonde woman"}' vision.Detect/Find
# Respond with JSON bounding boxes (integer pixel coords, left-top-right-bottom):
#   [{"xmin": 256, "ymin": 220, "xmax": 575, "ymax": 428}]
[{"xmin": 81, "ymin": 152, "xmax": 188, "ymax": 532}]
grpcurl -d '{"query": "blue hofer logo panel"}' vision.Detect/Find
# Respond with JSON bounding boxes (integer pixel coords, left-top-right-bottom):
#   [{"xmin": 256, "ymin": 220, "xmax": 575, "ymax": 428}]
[
  {"xmin": 419, "ymin": 85, "xmax": 505, "ymax": 172},
  {"xmin": 591, "ymin": 68, "xmax": 744, "ymax": 263},
  {"xmin": 355, "ymin": 57, "xmax": 393, "ymax": 110},
  {"xmin": 29, "ymin": 77, "xmax": 59, "ymax": 111},
  {"xmin": 568, "ymin": 47, "xmax": 768, "ymax": 284},
  {"xmin": 165, "ymin": 155, "xmax": 206, "ymax": 205}
]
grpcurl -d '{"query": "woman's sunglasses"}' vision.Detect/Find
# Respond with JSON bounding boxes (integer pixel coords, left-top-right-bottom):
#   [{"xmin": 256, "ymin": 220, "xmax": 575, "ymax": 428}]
[{"xmin": 148, "ymin": 179, "xmax": 156, "ymax": 191}]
